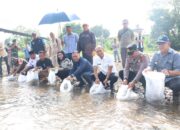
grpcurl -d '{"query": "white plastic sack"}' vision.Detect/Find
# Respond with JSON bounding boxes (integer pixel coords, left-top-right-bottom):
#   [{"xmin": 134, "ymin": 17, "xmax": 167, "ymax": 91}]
[
  {"xmin": 48, "ymin": 68, "xmax": 58, "ymax": 85},
  {"xmin": 60, "ymin": 79, "xmax": 74, "ymax": 93},
  {"xmin": 90, "ymin": 82, "xmax": 110, "ymax": 95},
  {"xmin": 142, "ymin": 71, "xmax": 165, "ymax": 102},
  {"xmin": 26, "ymin": 70, "xmax": 39, "ymax": 83},
  {"xmin": 116, "ymin": 85, "xmax": 139, "ymax": 100},
  {"xmin": 18, "ymin": 74, "xmax": 27, "ymax": 83},
  {"xmin": 7, "ymin": 75, "xmax": 16, "ymax": 81}
]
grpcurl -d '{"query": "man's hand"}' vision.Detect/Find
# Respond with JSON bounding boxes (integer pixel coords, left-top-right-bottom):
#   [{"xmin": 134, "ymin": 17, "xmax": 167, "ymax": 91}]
[
  {"xmin": 95, "ymin": 78, "xmax": 100, "ymax": 84},
  {"xmin": 66, "ymin": 75, "xmax": 76, "ymax": 81},
  {"xmin": 128, "ymin": 81, "xmax": 135, "ymax": 89},
  {"xmin": 122, "ymin": 79, "xmax": 128, "ymax": 85},
  {"xmin": 103, "ymin": 78, "xmax": 108, "ymax": 86},
  {"xmin": 66, "ymin": 76, "xmax": 72, "ymax": 81},
  {"xmin": 161, "ymin": 69, "xmax": 169, "ymax": 76},
  {"xmin": 144, "ymin": 67, "xmax": 152, "ymax": 73}
]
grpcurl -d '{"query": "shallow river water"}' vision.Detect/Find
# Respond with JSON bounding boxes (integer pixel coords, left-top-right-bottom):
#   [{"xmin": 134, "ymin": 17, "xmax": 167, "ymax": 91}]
[{"xmin": 0, "ymin": 78, "xmax": 180, "ymax": 130}]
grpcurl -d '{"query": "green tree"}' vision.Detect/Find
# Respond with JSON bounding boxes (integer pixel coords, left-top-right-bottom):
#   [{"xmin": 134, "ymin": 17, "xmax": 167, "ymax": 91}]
[{"xmin": 91, "ymin": 25, "xmax": 110, "ymax": 38}]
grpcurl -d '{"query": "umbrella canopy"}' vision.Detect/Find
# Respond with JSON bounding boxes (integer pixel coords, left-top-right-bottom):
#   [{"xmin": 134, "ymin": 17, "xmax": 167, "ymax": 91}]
[{"xmin": 39, "ymin": 11, "xmax": 80, "ymax": 25}]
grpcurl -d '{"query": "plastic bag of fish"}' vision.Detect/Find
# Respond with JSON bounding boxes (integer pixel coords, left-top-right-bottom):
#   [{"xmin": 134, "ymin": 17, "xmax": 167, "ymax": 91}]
[
  {"xmin": 142, "ymin": 71, "xmax": 165, "ymax": 102},
  {"xmin": 116, "ymin": 85, "xmax": 139, "ymax": 101},
  {"xmin": 60, "ymin": 79, "xmax": 74, "ymax": 93},
  {"xmin": 90, "ymin": 82, "xmax": 110, "ymax": 95},
  {"xmin": 48, "ymin": 68, "xmax": 58, "ymax": 85}
]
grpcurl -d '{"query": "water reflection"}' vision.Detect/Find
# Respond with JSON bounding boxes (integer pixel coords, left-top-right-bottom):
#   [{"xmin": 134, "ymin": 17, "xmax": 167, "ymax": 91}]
[{"xmin": 0, "ymin": 77, "xmax": 179, "ymax": 130}]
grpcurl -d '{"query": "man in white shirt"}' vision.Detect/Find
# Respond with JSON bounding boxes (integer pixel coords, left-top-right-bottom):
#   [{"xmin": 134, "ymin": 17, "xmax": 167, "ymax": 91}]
[
  {"xmin": 21, "ymin": 51, "xmax": 38, "ymax": 75},
  {"xmin": 92, "ymin": 45, "xmax": 118, "ymax": 91}
]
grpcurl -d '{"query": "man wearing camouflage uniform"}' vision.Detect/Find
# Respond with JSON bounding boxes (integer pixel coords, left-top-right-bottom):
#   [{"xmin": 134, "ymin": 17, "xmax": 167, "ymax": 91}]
[{"xmin": 119, "ymin": 44, "xmax": 149, "ymax": 89}]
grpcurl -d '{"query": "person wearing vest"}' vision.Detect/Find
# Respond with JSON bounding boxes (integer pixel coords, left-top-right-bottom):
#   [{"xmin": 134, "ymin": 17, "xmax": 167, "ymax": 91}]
[
  {"xmin": 144, "ymin": 35, "xmax": 180, "ymax": 104},
  {"xmin": 118, "ymin": 19, "xmax": 134, "ymax": 68},
  {"xmin": 31, "ymin": 32, "xmax": 45, "ymax": 55},
  {"xmin": 119, "ymin": 44, "xmax": 149, "ymax": 89},
  {"xmin": 135, "ymin": 30, "xmax": 144, "ymax": 52}
]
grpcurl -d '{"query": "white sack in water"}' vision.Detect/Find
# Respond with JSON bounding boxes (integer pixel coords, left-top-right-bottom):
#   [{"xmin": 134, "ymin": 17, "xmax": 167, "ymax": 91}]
[
  {"xmin": 26, "ymin": 70, "xmax": 39, "ymax": 83},
  {"xmin": 90, "ymin": 82, "xmax": 110, "ymax": 95},
  {"xmin": 116, "ymin": 85, "xmax": 139, "ymax": 100},
  {"xmin": 48, "ymin": 68, "xmax": 58, "ymax": 85},
  {"xmin": 142, "ymin": 71, "xmax": 165, "ymax": 102},
  {"xmin": 7, "ymin": 75, "xmax": 16, "ymax": 81},
  {"xmin": 60, "ymin": 79, "xmax": 73, "ymax": 93},
  {"xmin": 18, "ymin": 74, "xmax": 26, "ymax": 83}
]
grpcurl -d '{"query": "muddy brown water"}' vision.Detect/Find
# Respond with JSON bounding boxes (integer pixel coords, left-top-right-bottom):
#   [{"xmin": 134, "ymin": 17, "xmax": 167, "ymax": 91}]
[{"xmin": 0, "ymin": 77, "xmax": 180, "ymax": 130}]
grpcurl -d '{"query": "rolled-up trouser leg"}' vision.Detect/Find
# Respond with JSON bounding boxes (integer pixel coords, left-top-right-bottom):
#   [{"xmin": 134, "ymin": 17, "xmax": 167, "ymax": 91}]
[{"xmin": 120, "ymin": 48, "xmax": 127, "ymax": 68}]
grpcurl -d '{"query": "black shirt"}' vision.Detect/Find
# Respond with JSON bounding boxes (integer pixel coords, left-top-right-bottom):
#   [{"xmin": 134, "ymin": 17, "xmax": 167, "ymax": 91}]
[{"xmin": 36, "ymin": 58, "xmax": 53, "ymax": 70}]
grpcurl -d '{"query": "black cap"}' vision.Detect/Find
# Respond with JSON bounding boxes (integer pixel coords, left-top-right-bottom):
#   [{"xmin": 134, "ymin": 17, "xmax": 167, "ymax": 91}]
[
  {"xmin": 29, "ymin": 51, "xmax": 35, "ymax": 55},
  {"xmin": 127, "ymin": 44, "xmax": 137, "ymax": 51},
  {"xmin": 127, "ymin": 44, "xmax": 137, "ymax": 56}
]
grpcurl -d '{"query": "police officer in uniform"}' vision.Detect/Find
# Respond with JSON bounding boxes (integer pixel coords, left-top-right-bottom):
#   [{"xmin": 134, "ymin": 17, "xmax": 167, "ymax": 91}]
[{"xmin": 119, "ymin": 43, "xmax": 149, "ymax": 89}]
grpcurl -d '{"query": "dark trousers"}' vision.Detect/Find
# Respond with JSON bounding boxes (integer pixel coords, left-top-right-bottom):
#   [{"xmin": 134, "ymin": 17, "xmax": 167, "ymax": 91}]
[
  {"xmin": 120, "ymin": 48, "xmax": 127, "ymax": 68},
  {"xmin": 56, "ymin": 69, "xmax": 70, "ymax": 80},
  {"xmin": 81, "ymin": 72, "xmax": 93, "ymax": 87},
  {"xmin": 92, "ymin": 72, "xmax": 118, "ymax": 90},
  {"xmin": 65, "ymin": 53, "xmax": 72, "ymax": 60},
  {"xmin": 0, "ymin": 56, "xmax": 10, "ymax": 76},
  {"xmin": 119, "ymin": 70, "xmax": 146, "ymax": 88},
  {"xmin": 165, "ymin": 77, "xmax": 180, "ymax": 102},
  {"xmin": 82, "ymin": 53, "xmax": 93, "ymax": 64}
]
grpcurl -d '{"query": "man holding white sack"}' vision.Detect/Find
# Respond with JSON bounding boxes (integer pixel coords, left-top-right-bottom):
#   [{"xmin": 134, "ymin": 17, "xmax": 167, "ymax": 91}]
[
  {"xmin": 92, "ymin": 46, "xmax": 118, "ymax": 91},
  {"xmin": 35, "ymin": 51, "xmax": 53, "ymax": 83},
  {"xmin": 119, "ymin": 44, "xmax": 149, "ymax": 89},
  {"xmin": 21, "ymin": 51, "xmax": 38, "ymax": 75},
  {"xmin": 144, "ymin": 35, "xmax": 180, "ymax": 103},
  {"xmin": 67, "ymin": 51, "xmax": 93, "ymax": 88}
]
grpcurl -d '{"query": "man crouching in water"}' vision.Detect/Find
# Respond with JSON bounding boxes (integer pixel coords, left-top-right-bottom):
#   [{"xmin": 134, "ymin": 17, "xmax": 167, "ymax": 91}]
[
  {"xmin": 34, "ymin": 51, "xmax": 53, "ymax": 83},
  {"xmin": 144, "ymin": 35, "xmax": 180, "ymax": 104},
  {"xmin": 21, "ymin": 51, "xmax": 38, "ymax": 75},
  {"xmin": 119, "ymin": 44, "xmax": 149, "ymax": 89}
]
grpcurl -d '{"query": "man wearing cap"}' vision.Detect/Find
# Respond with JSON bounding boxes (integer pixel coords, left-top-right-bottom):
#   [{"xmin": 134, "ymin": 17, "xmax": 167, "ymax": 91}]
[
  {"xmin": 63, "ymin": 26, "xmax": 79, "ymax": 60},
  {"xmin": 144, "ymin": 35, "xmax": 180, "ymax": 103},
  {"xmin": 21, "ymin": 51, "xmax": 38, "ymax": 75},
  {"xmin": 92, "ymin": 45, "xmax": 118, "ymax": 91},
  {"xmin": 67, "ymin": 51, "xmax": 93, "ymax": 88},
  {"xmin": 35, "ymin": 51, "xmax": 53, "ymax": 82},
  {"xmin": 78, "ymin": 24, "xmax": 96, "ymax": 64},
  {"xmin": 119, "ymin": 44, "xmax": 149, "ymax": 89},
  {"xmin": 31, "ymin": 32, "xmax": 45, "ymax": 55},
  {"xmin": 118, "ymin": 19, "xmax": 134, "ymax": 68}
]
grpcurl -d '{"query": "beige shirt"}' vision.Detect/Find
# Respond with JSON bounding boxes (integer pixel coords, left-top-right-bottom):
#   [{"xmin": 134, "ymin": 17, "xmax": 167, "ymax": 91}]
[
  {"xmin": 0, "ymin": 42, "xmax": 7, "ymax": 57},
  {"xmin": 118, "ymin": 28, "xmax": 134, "ymax": 48}
]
